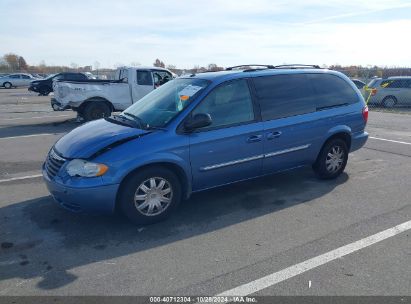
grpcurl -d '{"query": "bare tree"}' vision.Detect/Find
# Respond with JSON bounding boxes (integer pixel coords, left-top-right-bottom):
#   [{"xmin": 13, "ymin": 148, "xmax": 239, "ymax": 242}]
[
  {"xmin": 3, "ymin": 53, "xmax": 19, "ymax": 71},
  {"xmin": 18, "ymin": 56, "xmax": 28, "ymax": 71},
  {"xmin": 70, "ymin": 62, "xmax": 79, "ymax": 70},
  {"xmin": 153, "ymin": 58, "xmax": 165, "ymax": 68}
]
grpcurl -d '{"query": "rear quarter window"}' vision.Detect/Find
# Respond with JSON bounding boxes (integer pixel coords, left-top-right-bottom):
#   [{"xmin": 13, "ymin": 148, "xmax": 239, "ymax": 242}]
[{"xmin": 308, "ymin": 74, "xmax": 359, "ymax": 108}]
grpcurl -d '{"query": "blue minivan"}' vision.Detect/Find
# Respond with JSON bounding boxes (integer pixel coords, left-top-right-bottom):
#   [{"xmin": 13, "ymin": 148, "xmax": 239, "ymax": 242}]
[{"xmin": 43, "ymin": 65, "xmax": 369, "ymax": 224}]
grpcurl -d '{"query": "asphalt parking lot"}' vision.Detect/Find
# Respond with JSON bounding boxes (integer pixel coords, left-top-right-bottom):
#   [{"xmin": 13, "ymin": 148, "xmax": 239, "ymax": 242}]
[{"xmin": 0, "ymin": 88, "xmax": 410, "ymax": 296}]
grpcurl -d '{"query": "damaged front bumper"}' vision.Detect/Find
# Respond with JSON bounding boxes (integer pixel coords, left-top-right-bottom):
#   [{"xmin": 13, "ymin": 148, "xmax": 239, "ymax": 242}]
[{"xmin": 51, "ymin": 98, "xmax": 70, "ymax": 111}]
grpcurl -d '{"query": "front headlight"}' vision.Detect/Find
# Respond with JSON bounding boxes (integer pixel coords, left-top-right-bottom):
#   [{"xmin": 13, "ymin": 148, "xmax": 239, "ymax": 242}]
[{"xmin": 66, "ymin": 159, "xmax": 108, "ymax": 177}]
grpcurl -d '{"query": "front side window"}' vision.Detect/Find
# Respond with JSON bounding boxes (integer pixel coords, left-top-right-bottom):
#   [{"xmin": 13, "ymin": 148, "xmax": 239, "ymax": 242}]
[
  {"xmin": 137, "ymin": 70, "xmax": 153, "ymax": 86},
  {"xmin": 192, "ymin": 79, "xmax": 254, "ymax": 130},
  {"xmin": 10, "ymin": 75, "xmax": 20, "ymax": 79},
  {"xmin": 123, "ymin": 78, "xmax": 209, "ymax": 128},
  {"xmin": 383, "ymin": 79, "xmax": 409, "ymax": 88},
  {"xmin": 153, "ymin": 71, "xmax": 172, "ymax": 87}
]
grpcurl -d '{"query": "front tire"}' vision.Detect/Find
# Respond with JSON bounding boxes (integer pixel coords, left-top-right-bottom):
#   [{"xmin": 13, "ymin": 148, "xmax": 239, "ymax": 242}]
[
  {"xmin": 382, "ymin": 96, "xmax": 397, "ymax": 108},
  {"xmin": 118, "ymin": 167, "xmax": 182, "ymax": 225},
  {"xmin": 3, "ymin": 82, "xmax": 12, "ymax": 89},
  {"xmin": 313, "ymin": 138, "xmax": 348, "ymax": 179},
  {"xmin": 39, "ymin": 87, "xmax": 51, "ymax": 96},
  {"xmin": 82, "ymin": 100, "xmax": 112, "ymax": 121}
]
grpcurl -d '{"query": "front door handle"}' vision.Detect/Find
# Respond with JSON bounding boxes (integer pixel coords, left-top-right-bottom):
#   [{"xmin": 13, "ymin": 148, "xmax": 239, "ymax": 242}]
[
  {"xmin": 266, "ymin": 131, "xmax": 282, "ymax": 140},
  {"xmin": 246, "ymin": 134, "xmax": 262, "ymax": 143}
]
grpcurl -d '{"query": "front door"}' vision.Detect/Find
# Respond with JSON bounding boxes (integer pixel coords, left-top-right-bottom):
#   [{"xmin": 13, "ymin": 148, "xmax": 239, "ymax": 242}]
[{"xmin": 188, "ymin": 79, "xmax": 264, "ymax": 191}]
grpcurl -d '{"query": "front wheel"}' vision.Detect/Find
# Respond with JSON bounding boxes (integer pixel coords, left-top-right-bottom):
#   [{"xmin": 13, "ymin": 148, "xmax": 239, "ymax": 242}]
[
  {"xmin": 118, "ymin": 167, "xmax": 182, "ymax": 225},
  {"xmin": 313, "ymin": 138, "xmax": 348, "ymax": 179},
  {"xmin": 382, "ymin": 96, "xmax": 397, "ymax": 108},
  {"xmin": 39, "ymin": 87, "xmax": 51, "ymax": 96},
  {"xmin": 3, "ymin": 82, "xmax": 12, "ymax": 89}
]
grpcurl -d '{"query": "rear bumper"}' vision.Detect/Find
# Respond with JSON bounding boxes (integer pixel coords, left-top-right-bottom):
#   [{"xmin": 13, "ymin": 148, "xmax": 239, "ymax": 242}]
[
  {"xmin": 351, "ymin": 131, "xmax": 368, "ymax": 152},
  {"xmin": 43, "ymin": 167, "xmax": 119, "ymax": 214}
]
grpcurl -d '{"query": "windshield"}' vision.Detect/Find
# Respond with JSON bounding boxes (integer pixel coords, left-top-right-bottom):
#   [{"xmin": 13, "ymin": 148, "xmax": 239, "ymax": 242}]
[
  {"xmin": 366, "ymin": 79, "xmax": 380, "ymax": 88},
  {"xmin": 122, "ymin": 78, "xmax": 210, "ymax": 128}
]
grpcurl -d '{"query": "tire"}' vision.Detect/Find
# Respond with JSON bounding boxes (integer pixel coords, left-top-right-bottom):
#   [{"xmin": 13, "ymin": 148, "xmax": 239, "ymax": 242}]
[
  {"xmin": 382, "ymin": 96, "xmax": 397, "ymax": 108},
  {"xmin": 313, "ymin": 138, "xmax": 348, "ymax": 179},
  {"xmin": 3, "ymin": 82, "xmax": 12, "ymax": 89},
  {"xmin": 82, "ymin": 100, "xmax": 112, "ymax": 121},
  {"xmin": 39, "ymin": 87, "xmax": 50, "ymax": 96},
  {"xmin": 118, "ymin": 167, "xmax": 182, "ymax": 225}
]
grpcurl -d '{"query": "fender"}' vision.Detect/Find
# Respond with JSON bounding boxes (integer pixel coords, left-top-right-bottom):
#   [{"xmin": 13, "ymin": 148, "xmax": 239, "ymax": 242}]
[
  {"xmin": 103, "ymin": 151, "xmax": 192, "ymax": 198},
  {"xmin": 326, "ymin": 125, "xmax": 352, "ymax": 138}
]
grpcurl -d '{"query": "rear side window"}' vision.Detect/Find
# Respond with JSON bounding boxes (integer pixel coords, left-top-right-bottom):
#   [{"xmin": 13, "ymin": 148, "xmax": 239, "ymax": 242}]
[
  {"xmin": 308, "ymin": 74, "xmax": 358, "ymax": 108},
  {"xmin": 253, "ymin": 74, "xmax": 316, "ymax": 120},
  {"xmin": 193, "ymin": 79, "xmax": 254, "ymax": 129},
  {"xmin": 137, "ymin": 70, "xmax": 153, "ymax": 86}
]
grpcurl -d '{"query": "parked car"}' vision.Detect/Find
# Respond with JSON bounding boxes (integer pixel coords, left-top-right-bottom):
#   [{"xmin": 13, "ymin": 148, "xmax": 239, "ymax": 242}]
[
  {"xmin": 1, "ymin": 73, "xmax": 40, "ymax": 88},
  {"xmin": 351, "ymin": 79, "xmax": 366, "ymax": 89},
  {"xmin": 43, "ymin": 64, "xmax": 368, "ymax": 224},
  {"xmin": 51, "ymin": 66, "xmax": 173, "ymax": 121},
  {"xmin": 364, "ymin": 76, "xmax": 411, "ymax": 107},
  {"xmin": 28, "ymin": 72, "xmax": 89, "ymax": 96}
]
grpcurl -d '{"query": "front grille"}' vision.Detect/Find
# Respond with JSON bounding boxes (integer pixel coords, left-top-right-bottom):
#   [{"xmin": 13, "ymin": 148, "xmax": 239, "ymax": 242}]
[{"xmin": 45, "ymin": 149, "xmax": 66, "ymax": 179}]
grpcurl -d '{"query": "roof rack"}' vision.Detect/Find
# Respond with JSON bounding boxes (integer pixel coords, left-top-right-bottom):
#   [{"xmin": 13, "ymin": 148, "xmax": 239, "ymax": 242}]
[
  {"xmin": 273, "ymin": 64, "xmax": 321, "ymax": 69},
  {"xmin": 225, "ymin": 64, "xmax": 275, "ymax": 71},
  {"xmin": 226, "ymin": 64, "xmax": 321, "ymax": 72}
]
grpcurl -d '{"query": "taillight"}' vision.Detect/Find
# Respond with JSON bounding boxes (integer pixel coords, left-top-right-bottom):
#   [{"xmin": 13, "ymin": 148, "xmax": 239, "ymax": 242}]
[
  {"xmin": 362, "ymin": 106, "xmax": 369, "ymax": 123},
  {"xmin": 371, "ymin": 88, "xmax": 377, "ymax": 96}
]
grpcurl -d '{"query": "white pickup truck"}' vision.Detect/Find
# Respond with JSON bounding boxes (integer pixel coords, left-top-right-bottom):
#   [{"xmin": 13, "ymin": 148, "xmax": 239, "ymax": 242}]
[{"xmin": 51, "ymin": 66, "xmax": 173, "ymax": 121}]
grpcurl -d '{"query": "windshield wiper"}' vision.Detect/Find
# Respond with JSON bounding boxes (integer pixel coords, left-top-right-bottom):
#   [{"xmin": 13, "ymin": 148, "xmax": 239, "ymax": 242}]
[
  {"xmin": 106, "ymin": 114, "xmax": 140, "ymax": 128},
  {"xmin": 121, "ymin": 112, "xmax": 145, "ymax": 129}
]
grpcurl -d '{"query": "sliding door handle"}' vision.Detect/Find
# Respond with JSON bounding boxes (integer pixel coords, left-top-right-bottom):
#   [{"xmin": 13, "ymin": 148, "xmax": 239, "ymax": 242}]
[
  {"xmin": 246, "ymin": 134, "xmax": 262, "ymax": 143},
  {"xmin": 266, "ymin": 131, "xmax": 282, "ymax": 140}
]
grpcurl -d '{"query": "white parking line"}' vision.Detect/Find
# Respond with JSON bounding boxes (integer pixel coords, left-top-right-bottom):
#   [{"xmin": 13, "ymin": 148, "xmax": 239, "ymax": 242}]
[
  {"xmin": 369, "ymin": 136, "xmax": 411, "ymax": 145},
  {"xmin": 0, "ymin": 133, "xmax": 56, "ymax": 140},
  {"xmin": 218, "ymin": 219, "xmax": 411, "ymax": 297},
  {"xmin": 0, "ymin": 114, "xmax": 70, "ymax": 121},
  {"xmin": 0, "ymin": 174, "xmax": 42, "ymax": 183}
]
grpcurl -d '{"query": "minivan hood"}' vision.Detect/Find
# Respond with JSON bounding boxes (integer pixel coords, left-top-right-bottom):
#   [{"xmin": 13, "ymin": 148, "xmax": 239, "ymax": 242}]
[{"xmin": 54, "ymin": 119, "xmax": 149, "ymax": 159}]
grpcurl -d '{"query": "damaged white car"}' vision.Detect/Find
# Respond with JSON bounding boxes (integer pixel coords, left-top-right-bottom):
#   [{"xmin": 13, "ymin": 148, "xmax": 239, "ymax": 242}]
[{"xmin": 51, "ymin": 67, "xmax": 173, "ymax": 121}]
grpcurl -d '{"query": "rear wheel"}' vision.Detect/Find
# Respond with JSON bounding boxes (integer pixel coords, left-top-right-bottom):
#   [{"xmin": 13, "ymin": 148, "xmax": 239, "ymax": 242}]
[
  {"xmin": 382, "ymin": 96, "xmax": 397, "ymax": 108},
  {"xmin": 82, "ymin": 100, "xmax": 112, "ymax": 121},
  {"xmin": 118, "ymin": 167, "xmax": 182, "ymax": 225},
  {"xmin": 313, "ymin": 138, "xmax": 348, "ymax": 179},
  {"xmin": 3, "ymin": 82, "xmax": 12, "ymax": 89}
]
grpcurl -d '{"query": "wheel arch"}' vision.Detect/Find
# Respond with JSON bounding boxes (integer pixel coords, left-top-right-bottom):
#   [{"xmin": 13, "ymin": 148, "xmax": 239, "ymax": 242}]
[
  {"xmin": 78, "ymin": 96, "xmax": 114, "ymax": 112},
  {"xmin": 115, "ymin": 161, "xmax": 191, "ymax": 211},
  {"xmin": 316, "ymin": 128, "xmax": 352, "ymax": 163}
]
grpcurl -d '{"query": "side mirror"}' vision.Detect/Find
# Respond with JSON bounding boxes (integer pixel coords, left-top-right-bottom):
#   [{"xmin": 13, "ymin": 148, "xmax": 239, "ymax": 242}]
[{"xmin": 184, "ymin": 113, "xmax": 212, "ymax": 132}]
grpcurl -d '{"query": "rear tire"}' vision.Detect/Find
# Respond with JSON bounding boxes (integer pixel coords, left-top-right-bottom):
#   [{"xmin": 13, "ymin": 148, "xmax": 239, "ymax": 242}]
[
  {"xmin": 118, "ymin": 167, "xmax": 182, "ymax": 225},
  {"xmin": 313, "ymin": 138, "xmax": 348, "ymax": 179},
  {"xmin": 82, "ymin": 100, "xmax": 112, "ymax": 121},
  {"xmin": 3, "ymin": 82, "xmax": 12, "ymax": 89}
]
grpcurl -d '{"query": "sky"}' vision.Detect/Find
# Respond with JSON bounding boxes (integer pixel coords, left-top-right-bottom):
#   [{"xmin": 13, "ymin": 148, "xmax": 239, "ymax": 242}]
[{"xmin": 1, "ymin": 0, "xmax": 411, "ymax": 69}]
